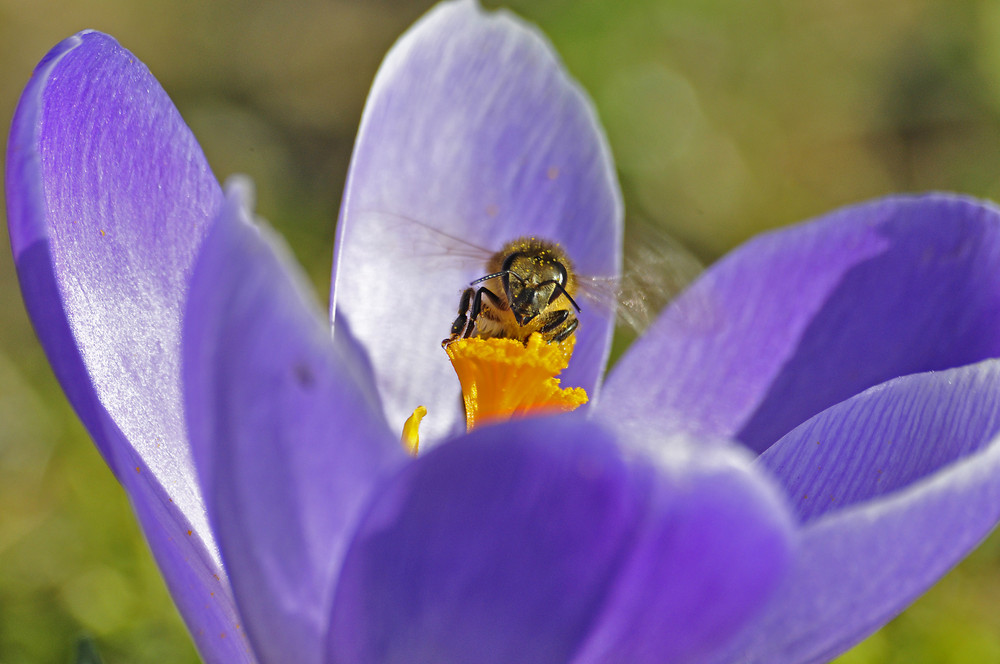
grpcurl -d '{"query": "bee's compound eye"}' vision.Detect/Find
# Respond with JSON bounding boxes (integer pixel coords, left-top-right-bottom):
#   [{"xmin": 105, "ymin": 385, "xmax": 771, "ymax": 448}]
[{"xmin": 554, "ymin": 260, "xmax": 568, "ymax": 286}]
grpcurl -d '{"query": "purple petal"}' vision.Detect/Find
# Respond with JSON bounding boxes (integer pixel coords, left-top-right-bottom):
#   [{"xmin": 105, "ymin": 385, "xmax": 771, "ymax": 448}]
[
  {"xmin": 184, "ymin": 181, "xmax": 407, "ymax": 664},
  {"xmin": 326, "ymin": 417, "xmax": 793, "ymax": 664},
  {"xmin": 5, "ymin": 32, "xmax": 245, "ymax": 661},
  {"xmin": 600, "ymin": 195, "xmax": 1000, "ymax": 454},
  {"xmin": 706, "ymin": 360, "xmax": 1000, "ymax": 663},
  {"xmin": 120, "ymin": 452, "xmax": 253, "ymax": 662},
  {"xmin": 760, "ymin": 360, "xmax": 1000, "ymax": 522},
  {"xmin": 332, "ymin": 0, "xmax": 622, "ymax": 444}
]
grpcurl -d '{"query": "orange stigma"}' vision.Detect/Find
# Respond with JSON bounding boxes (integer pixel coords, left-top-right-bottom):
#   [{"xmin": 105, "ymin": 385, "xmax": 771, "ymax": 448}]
[{"xmin": 444, "ymin": 333, "xmax": 587, "ymax": 430}]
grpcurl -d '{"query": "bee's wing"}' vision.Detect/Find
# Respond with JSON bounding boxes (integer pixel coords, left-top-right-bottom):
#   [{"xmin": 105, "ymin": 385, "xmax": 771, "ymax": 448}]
[
  {"xmin": 357, "ymin": 209, "xmax": 494, "ymax": 273},
  {"xmin": 578, "ymin": 215, "xmax": 705, "ymax": 335}
]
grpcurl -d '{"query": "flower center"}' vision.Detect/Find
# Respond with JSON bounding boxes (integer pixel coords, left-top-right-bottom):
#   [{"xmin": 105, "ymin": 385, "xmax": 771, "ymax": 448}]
[
  {"xmin": 400, "ymin": 334, "xmax": 587, "ymax": 454},
  {"xmin": 445, "ymin": 333, "xmax": 587, "ymax": 430}
]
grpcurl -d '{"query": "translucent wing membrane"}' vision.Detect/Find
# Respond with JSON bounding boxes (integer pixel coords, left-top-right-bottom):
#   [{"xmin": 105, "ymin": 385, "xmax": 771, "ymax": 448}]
[
  {"xmin": 351, "ymin": 210, "xmax": 500, "ymax": 273},
  {"xmin": 614, "ymin": 214, "xmax": 705, "ymax": 334}
]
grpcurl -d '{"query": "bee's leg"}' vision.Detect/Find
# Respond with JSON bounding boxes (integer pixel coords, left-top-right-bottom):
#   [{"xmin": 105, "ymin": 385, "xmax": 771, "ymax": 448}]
[
  {"xmin": 443, "ymin": 288, "xmax": 475, "ymax": 347},
  {"xmin": 537, "ymin": 309, "xmax": 570, "ymax": 332},
  {"xmin": 551, "ymin": 317, "xmax": 578, "ymax": 342},
  {"xmin": 452, "ymin": 288, "xmax": 475, "ymax": 336},
  {"xmin": 536, "ymin": 310, "xmax": 578, "ymax": 343},
  {"xmin": 465, "ymin": 287, "xmax": 503, "ymax": 338}
]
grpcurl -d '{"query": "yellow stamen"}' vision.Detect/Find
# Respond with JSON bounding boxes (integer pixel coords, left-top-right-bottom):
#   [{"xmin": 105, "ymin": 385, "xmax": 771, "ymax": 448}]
[
  {"xmin": 444, "ymin": 333, "xmax": 587, "ymax": 430},
  {"xmin": 401, "ymin": 405, "xmax": 427, "ymax": 455}
]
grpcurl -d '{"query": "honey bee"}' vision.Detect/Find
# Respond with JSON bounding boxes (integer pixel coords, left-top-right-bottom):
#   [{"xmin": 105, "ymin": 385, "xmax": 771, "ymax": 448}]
[
  {"xmin": 358, "ymin": 209, "xmax": 705, "ymax": 351},
  {"xmin": 443, "ymin": 237, "xmax": 581, "ymax": 346}
]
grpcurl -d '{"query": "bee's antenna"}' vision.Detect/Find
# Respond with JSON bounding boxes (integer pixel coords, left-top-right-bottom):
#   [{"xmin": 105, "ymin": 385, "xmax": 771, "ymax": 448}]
[
  {"xmin": 548, "ymin": 281, "xmax": 581, "ymax": 312},
  {"xmin": 470, "ymin": 271, "xmax": 505, "ymax": 286}
]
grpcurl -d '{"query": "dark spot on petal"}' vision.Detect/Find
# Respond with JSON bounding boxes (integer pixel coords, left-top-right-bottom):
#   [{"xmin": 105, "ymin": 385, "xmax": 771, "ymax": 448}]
[{"xmin": 294, "ymin": 362, "xmax": 315, "ymax": 388}]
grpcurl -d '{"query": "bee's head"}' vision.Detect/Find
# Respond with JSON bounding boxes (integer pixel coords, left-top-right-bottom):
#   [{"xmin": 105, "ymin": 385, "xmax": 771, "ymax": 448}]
[{"xmin": 503, "ymin": 253, "xmax": 567, "ymax": 325}]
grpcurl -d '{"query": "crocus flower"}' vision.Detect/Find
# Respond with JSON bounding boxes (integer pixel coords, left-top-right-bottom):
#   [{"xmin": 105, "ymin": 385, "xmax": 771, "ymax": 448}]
[{"xmin": 8, "ymin": 1, "xmax": 1000, "ymax": 663}]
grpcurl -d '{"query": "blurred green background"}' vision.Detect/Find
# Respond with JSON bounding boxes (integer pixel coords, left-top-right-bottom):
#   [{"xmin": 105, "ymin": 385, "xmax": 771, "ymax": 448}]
[{"xmin": 1, "ymin": 0, "xmax": 1000, "ymax": 662}]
